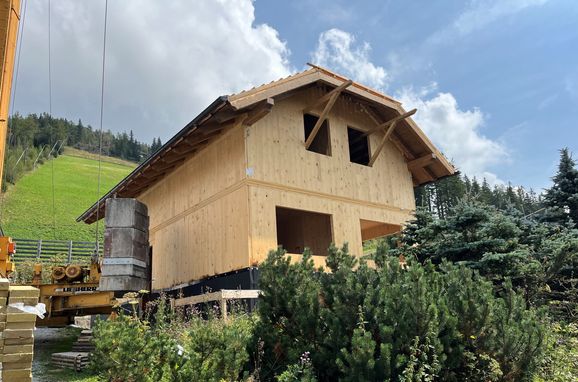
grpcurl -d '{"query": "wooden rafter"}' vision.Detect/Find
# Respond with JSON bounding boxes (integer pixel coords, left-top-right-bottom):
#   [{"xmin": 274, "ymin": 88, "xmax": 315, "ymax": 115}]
[
  {"xmin": 244, "ymin": 98, "xmax": 274, "ymax": 126},
  {"xmin": 407, "ymin": 153, "xmax": 436, "ymax": 171},
  {"xmin": 368, "ymin": 121, "xmax": 397, "ymax": 167},
  {"xmin": 366, "ymin": 109, "xmax": 418, "ymax": 167},
  {"xmin": 304, "ymin": 80, "xmax": 352, "ymax": 150},
  {"xmin": 390, "ymin": 134, "xmax": 414, "ymax": 160},
  {"xmin": 360, "ymin": 108, "xmax": 417, "ymax": 138},
  {"xmin": 304, "ymin": 80, "xmax": 353, "ymax": 114}
]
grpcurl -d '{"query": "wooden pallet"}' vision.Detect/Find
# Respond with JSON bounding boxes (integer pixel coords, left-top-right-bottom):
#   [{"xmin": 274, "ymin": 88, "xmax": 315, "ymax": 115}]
[
  {"xmin": 71, "ymin": 329, "xmax": 95, "ymax": 353},
  {"xmin": 51, "ymin": 352, "xmax": 90, "ymax": 371}
]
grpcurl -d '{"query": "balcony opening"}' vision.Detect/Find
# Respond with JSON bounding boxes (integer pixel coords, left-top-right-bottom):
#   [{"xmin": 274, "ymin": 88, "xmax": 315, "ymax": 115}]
[
  {"xmin": 303, "ymin": 113, "xmax": 331, "ymax": 156},
  {"xmin": 347, "ymin": 127, "xmax": 370, "ymax": 166},
  {"xmin": 360, "ymin": 219, "xmax": 401, "ymax": 254},
  {"xmin": 276, "ymin": 206, "xmax": 333, "ymax": 255}
]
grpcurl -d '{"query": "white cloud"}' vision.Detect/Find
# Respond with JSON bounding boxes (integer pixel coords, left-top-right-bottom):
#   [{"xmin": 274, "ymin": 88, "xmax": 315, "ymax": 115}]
[
  {"xmin": 15, "ymin": 0, "xmax": 292, "ymax": 142},
  {"xmin": 397, "ymin": 85, "xmax": 508, "ymax": 183},
  {"xmin": 429, "ymin": 0, "xmax": 549, "ymax": 44},
  {"xmin": 311, "ymin": 29, "xmax": 387, "ymax": 90},
  {"xmin": 311, "ymin": 29, "xmax": 507, "ymax": 183}
]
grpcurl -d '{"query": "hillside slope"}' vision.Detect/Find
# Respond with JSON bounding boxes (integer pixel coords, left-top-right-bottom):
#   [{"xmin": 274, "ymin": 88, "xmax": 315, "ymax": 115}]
[{"xmin": 0, "ymin": 148, "xmax": 135, "ymax": 241}]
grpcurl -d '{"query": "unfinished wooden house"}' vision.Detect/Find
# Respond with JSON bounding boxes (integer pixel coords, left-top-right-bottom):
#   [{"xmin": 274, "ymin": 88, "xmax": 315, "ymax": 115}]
[{"xmin": 78, "ymin": 65, "xmax": 455, "ymax": 293}]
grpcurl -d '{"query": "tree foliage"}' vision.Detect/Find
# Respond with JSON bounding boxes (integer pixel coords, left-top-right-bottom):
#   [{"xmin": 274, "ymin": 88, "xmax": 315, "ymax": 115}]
[
  {"xmin": 256, "ymin": 246, "xmax": 545, "ymax": 382},
  {"xmin": 8, "ymin": 113, "xmax": 156, "ymax": 163},
  {"xmin": 390, "ymin": 202, "xmax": 578, "ymax": 320},
  {"xmin": 542, "ymin": 148, "xmax": 578, "ymax": 226}
]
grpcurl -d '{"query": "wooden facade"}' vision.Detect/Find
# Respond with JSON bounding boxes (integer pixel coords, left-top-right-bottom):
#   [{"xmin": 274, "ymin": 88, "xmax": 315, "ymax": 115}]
[{"xmin": 79, "ymin": 65, "xmax": 455, "ymax": 291}]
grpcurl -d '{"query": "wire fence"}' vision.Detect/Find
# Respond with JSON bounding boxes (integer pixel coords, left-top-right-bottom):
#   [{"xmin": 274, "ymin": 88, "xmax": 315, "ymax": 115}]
[{"xmin": 13, "ymin": 238, "xmax": 101, "ymax": 263}]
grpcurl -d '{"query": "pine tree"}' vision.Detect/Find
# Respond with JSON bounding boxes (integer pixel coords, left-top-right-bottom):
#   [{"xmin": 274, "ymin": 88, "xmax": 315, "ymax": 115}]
[{"xmin": 543, "ymin": 148, "xmax": 578, "ymax": 226}]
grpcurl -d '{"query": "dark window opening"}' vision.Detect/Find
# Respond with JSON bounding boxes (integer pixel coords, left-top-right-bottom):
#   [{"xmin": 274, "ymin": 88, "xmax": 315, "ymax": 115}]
[
  {"xmin": 347, "ymin": 127, "xmax": 370, "ymax": 166},
  {"xmin": 303, "ymin": 113, "xmax": 331, "ymax": 156},
  {"xmin": 276, "ymin": 206, "xmax": 333, "ymax": 255}
]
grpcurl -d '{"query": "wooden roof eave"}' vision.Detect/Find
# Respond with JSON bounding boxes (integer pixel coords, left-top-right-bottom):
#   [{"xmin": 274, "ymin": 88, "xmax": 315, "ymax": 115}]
[
  {"xmin": 76, "ymin": 97, "xmax": 232, "ymax": 224},
  {"xmin": 228, "ymin": 69, "xmax": 401, "ymax": 112}
]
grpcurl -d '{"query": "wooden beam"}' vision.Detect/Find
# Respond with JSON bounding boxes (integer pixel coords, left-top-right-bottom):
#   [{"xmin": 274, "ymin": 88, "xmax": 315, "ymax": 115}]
[
  {"xmin": 390, "ymin": 134, "xmax": 414, "ymax": 160},
  {"xmin": 361, "ymin": 109, "xmax": 416, "ymax": 138},
  {"xmin": 304, "ymin": 82, "xmax": 351, "ymax": 150},
  {"xmin": 244, "ymin": 98, "xmax": 274, "ymax": 126},
  {"xmin": 151, "ymin": 158, "xmax": 185, "ymax": 173},
  {"xmin": 413, "ymin": 167, "xmax": 434, "ymax": 184},
  {"xmin": 407, "ymin": 153, "xmax": 436, "ymax": 171},
  {"xmin": 303, "ymin": 79, "xmax": 352, "ymax": 114},
  {"xmin": 368, "ymin": 121, "xmax": 398, "ymax": 167},
  {"xmin": 173, "ymin": 289, "xmax": 261, "ymax": 307}
]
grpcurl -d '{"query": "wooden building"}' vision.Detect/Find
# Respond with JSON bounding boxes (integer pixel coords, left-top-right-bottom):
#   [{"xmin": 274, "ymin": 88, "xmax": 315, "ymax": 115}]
[{"xmin": 78, "ymin": 65, "xmax": 455, "ymax": 292}]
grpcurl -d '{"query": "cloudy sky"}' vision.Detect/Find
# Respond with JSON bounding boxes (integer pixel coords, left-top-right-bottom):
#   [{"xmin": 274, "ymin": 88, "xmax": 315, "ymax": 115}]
[{"xmin": 11, "ymin": 0, "xmax": 578, "ymax": 190}]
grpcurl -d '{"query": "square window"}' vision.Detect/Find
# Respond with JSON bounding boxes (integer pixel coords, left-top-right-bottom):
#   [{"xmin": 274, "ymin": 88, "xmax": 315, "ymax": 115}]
[
  {"xmin": 276, "ymin": 206, "xmax": 333, "ymax": 255},
  {"xmin": 303, "ymin": 113, "xmax": 331, "ymax": 156},
  {"xmin": 347, "ymin": 127, "xmax": 370, "ymax": 166}
]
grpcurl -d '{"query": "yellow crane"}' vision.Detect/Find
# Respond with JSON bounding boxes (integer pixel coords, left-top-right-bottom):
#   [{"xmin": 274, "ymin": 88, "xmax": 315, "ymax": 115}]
[
  {"xmin": 0, "ymin": 0, "xmax": 19, "ymax": 279},
  {"xmin": 0, "ymin": 0, "xmax": 114, "ymax": 326}
]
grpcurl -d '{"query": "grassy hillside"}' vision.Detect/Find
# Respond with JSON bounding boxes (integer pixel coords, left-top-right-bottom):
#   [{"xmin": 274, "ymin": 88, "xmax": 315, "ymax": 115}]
[{"xmin": 1, "ymin": 148, "xmax": 135, "ymax": 241}]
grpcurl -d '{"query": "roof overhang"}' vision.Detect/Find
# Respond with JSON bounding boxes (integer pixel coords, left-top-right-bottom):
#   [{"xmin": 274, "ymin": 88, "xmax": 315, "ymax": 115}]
[{"xmin": 77, "ymin": 65, "xmax": 455, "ymax": 224}]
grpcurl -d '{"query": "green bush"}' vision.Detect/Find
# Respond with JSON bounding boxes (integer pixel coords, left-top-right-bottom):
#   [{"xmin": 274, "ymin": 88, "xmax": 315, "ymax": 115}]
[
  {"xmin": 256, "ymin": 246, "xmax": 546, "ymax": 382},
  {"xmin": 534, "ymin": 322, "xmax": 578, "ymax": 381},
  {"xmin": 91, "ymin": 296, "xmax": 255, "ymax": 382}
]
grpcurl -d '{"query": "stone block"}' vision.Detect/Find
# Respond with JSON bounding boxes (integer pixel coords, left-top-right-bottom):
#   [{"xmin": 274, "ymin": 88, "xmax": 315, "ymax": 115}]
[
  {"xmin": 3, "ymin": 329, "xmax": 33, "ymax": 339},
  {"xmin": 101, "ymin": 262, "xmax": 147, "ymax": 278},
  {"xmin": 0, "ymin": 278, "xmax": 9, "ymax": 290},
  {"xmin": 6, "ymin": 321, "xmax": 36, "ymax": 330},
  {"xmin": 99, "ymin": 275, "xmax": 149, "ymax": 292},
  {"xmin": 8, "ymin": 297, "xmax": 39, "ymax": 305},
  {"xmin": 103, "ymin": 227, "xmax": 149, "ymax": 262},
  {"xmin": 4, "ymin": 337, "xmax": 34, "ymax": 345},
  {"xmin": 3, "ymin": 344, "xmax": 33, "ymax": 354},
  {"xmin": 2, "ymin": 369, "xmax": 32, "ymax": 381},
  {"xmin": 105, "ymin": 198, "xmax": 149, "ymax": 230},
  {"xmin": 6, "ymin": 313, "xmax": 36, "ymax": 323},
  {"xmin": 8, "ymin": 286, "xmax": 39, "ymax": 299},
  {"xmin": 2, "ymin": 352, "xmax": 33, "ymax": 363}
]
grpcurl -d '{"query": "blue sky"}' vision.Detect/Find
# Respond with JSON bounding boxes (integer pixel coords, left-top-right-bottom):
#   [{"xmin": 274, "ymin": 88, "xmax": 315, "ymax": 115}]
[
  {"xmin": 254, "ymin": 0, "xmax": 578, "ymax": 190},
  {"xmin": 13, "ymin": 0, "xmax": 578, "ymax": 191}
]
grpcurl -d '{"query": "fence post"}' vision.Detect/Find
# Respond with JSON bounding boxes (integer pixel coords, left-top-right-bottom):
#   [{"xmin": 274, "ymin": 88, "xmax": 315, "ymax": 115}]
[
  {"xmin": 36, "ymin": 239, "xmax": 42, "ymax": 260},
  {"xmin": 68, "ymin": 240, "xmax": 73, "ymax": 263}
]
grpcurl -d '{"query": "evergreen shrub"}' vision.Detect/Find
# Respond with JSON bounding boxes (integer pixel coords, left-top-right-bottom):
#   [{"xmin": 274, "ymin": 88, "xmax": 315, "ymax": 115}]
[{"xmin": 256, "ymin": 245, "xmax": 546, "ymax": 381}]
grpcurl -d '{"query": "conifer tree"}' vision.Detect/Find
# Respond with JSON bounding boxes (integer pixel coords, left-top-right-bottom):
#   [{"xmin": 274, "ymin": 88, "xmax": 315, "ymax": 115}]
[{"xmin": 543, "ymin": 148, "xmax": 578, "ymax": 226}]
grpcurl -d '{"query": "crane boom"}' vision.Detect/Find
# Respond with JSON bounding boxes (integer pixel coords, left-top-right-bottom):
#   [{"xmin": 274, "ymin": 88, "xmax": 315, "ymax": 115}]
[{"xmin": 0, "ymin": 0, "xmax": 20, "ymax": 184}]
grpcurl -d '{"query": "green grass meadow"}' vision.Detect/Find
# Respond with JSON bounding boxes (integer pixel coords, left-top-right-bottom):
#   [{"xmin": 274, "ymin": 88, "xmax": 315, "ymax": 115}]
[{"xmin": 1, "ymin": 149, "xmax": 135, "ymax": 241}]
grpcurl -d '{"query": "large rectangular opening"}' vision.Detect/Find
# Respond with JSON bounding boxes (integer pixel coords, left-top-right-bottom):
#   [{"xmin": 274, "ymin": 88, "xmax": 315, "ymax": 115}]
[
  {"xmin": 276, "ymin": 206, "xmax": 333, "ymax": 255},
  {"xmin": 303, "ymin": 113, "xmax": 331, "ymax": 156},
  {"xmin": 360, "ymin": 219, "xmax": 401, "ymax": 254},
  {"xmin": 347, "ymin": 127, "xmax": 370, "ymax": 166}
]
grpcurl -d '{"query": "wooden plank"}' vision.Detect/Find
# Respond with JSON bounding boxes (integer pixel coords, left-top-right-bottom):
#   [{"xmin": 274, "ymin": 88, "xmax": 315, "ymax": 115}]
[
  {"xmin": 244, "ymin": 98, "xmax": 274, "ymax": 126},
  {"xmin": 304, "ymin": 91, "xmax": 339, "ymax": 150},
  {"xmin": 368, "ymin": 121, "xmax": 397, "ymax": 167},
  {"xmin": 360, "ymin": 109, "xmax": 416, "ymax": 138},
  {"xmin": 173, "ymin": 289, "xmax": 261, "ymax": 307},
  {"xmin": 407, "ymin": 153, "xmax": 436, "ymax": 171},
  {"xmin": 390, "ymin": 134, "xmax": 415, "ymax": 160},
  {"xmin": 303, "ymin": 79, "xmax": 352, "ymax": 114}
]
